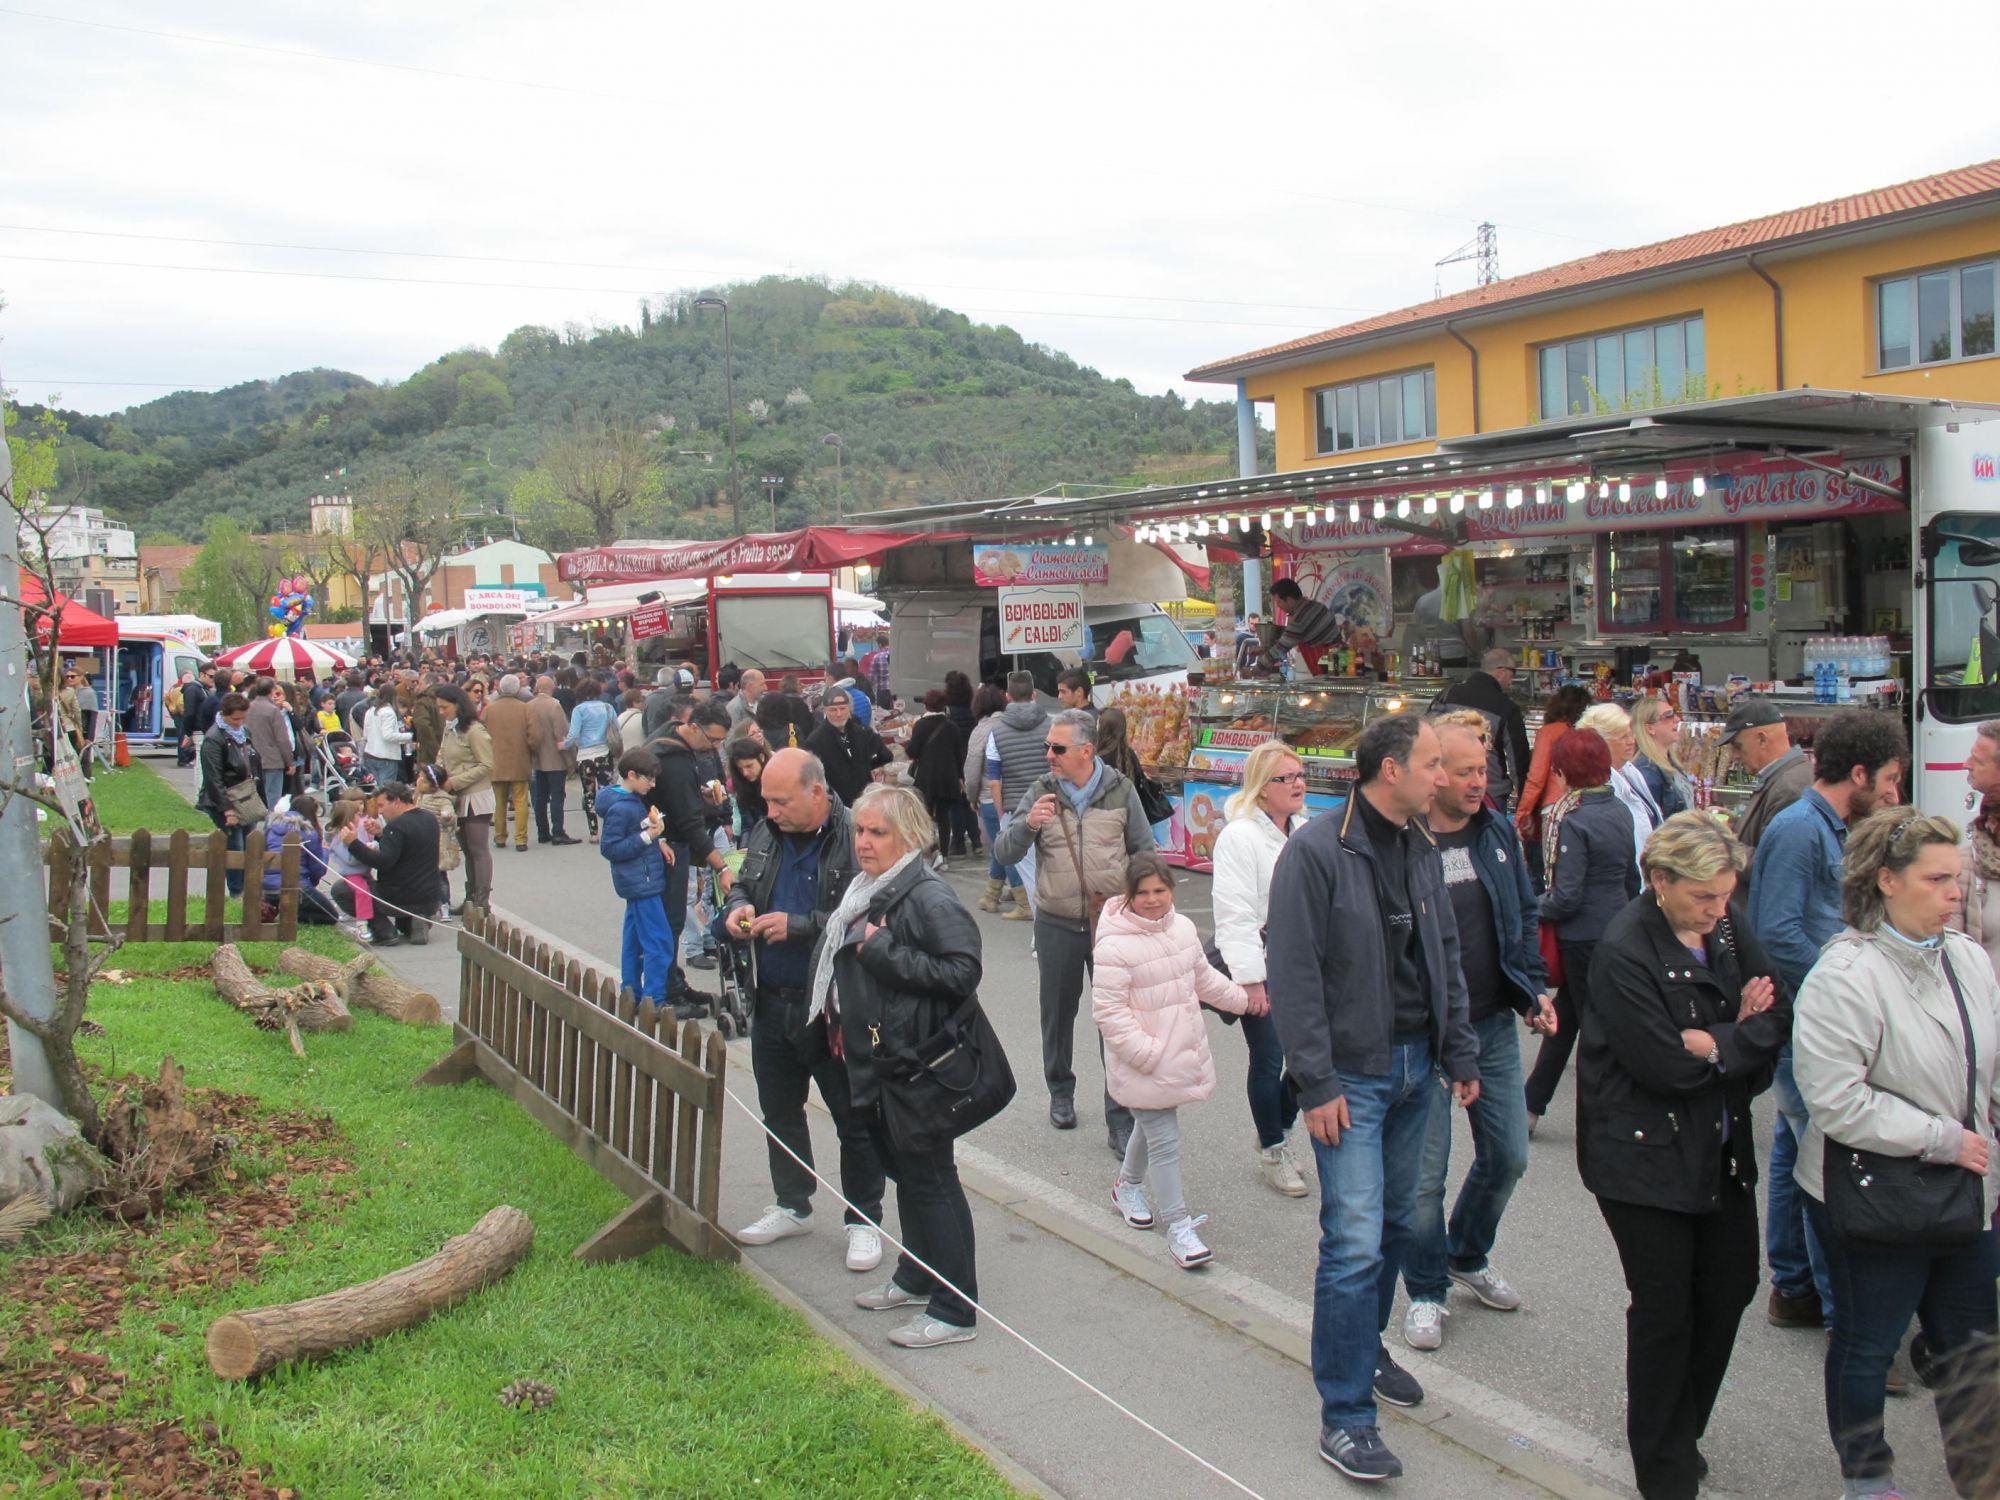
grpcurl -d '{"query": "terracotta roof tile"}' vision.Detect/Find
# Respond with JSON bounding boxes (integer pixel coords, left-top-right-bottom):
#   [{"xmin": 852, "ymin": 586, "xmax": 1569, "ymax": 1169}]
[{"xmin": 1188, "ymin": 159, "xmax": 2000, "ymax": 380}]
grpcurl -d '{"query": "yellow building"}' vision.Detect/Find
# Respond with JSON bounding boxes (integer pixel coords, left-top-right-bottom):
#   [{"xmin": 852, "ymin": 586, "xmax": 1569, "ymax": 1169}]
[{"xmin": 1190, "ymin": 159, "xmax": 2000, "ymax": 470}]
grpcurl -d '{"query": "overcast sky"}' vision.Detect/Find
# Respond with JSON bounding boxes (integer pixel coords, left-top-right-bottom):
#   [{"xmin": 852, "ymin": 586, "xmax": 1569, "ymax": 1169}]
[{"xmin": 3, "ymin": 0, "xmax": 1997, "ymax": 419}]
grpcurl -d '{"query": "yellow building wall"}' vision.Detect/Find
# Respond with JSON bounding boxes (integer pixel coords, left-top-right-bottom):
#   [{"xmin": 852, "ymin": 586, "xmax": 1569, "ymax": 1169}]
[{"xmin": 1238, "ymin": 212, "xmax": 2000, "ymax": 471}]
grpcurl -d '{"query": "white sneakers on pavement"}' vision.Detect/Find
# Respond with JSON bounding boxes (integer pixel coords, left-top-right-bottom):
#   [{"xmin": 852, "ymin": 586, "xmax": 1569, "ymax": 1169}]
[
  {"xmin": 1111, "ymin": 1177, "xmax": 1154, "ymax": 1228},
  {"xmin": 1402, "ymin": 1300, "xmax": 1447, "ymax": 1350},
  {"xmin": 1449, "ymin": 1265, "xmax": 1523, "ymax": 1311},
  {"xmin": 736, "ymin": 1205, "xmax": 812, "ymax": 1245},
  {"xmin": 854, "ymin": 1280, "xmax": 926, "ymax": 1312},
  {"xmin": 845, "ymin": 1223, "xmax": 883, "ymax": 1272},
  {"xmin": 1167, "ymin": 1214, "xmax": 1213, "ymax": 1269},
  {"xmin": 1258, "ymin": 1142, "xmax": 1310, "ymax": 1197},
  {"xmin": 888, "ymin": 1314, "xmax": 977, "ymax": 1348}
]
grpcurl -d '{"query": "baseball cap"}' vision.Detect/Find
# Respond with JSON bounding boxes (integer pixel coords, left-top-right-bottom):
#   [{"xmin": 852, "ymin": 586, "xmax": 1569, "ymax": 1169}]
[{"xmin": 1718, "ymin": 696, "xmax": 1786, "ymax": 745}]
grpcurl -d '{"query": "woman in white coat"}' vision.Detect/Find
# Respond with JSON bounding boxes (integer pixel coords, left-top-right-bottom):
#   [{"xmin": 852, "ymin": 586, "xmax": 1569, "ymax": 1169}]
[
  {"xmin": 1209, "ymin": 739, "xmax": 1313, "ymax": 1196},
  {"xmin": 1793, "ymin": 806, "xmax": 2000, "ymax": 1499}
]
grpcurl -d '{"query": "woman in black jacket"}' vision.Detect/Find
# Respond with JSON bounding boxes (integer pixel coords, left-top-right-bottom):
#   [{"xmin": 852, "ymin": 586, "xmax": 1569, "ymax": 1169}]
[
  {"xmin": 1524, "ymin": 727, "xmax": 1640, "ymax": 1128},
  {"xmin": 816, "ymin": 784, "xmax": 985, "ymax": 1349},
  {"xmin": 906, "ymin": 690, "xmax": 969, "ymax": 857},
  {"xmin": 1579, "ymin": 810, "xmax": 1789, "ymax": 1500}
]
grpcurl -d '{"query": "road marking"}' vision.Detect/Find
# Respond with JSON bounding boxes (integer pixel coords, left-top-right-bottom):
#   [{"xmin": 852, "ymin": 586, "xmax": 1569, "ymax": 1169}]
[{"xmin": 957, "ymin": 1140, "xmax": 1638, "ymax": 1495}]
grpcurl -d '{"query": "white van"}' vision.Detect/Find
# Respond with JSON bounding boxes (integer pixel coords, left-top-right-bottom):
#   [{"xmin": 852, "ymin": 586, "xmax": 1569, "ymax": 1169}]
[{"xmin": 880, "ymin": 534, "xmax": 1201, "ymax": 707}]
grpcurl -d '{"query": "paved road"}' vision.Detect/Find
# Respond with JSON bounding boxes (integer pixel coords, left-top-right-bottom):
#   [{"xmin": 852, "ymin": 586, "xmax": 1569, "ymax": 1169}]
[{"xmin": 153, "ymin": 759, "xmax": 1955, "ymax": 1498}]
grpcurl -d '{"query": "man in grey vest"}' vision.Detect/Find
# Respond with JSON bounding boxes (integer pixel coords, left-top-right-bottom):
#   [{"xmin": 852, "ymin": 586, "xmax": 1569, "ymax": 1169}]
[{"xmin": 983, "ymin": 670, "xmax": 1050, "ymax": 910}]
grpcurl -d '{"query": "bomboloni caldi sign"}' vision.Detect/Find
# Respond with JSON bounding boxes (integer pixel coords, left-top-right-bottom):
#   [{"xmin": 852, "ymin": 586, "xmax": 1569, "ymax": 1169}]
[{"xmin": 998, "ymin": 586, "xmax": 1086, "ymax": 652}]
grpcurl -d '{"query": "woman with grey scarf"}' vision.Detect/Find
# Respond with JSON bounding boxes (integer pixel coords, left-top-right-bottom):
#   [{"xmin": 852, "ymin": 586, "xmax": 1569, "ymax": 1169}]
[{"xmin": 819, "ymin": 784, "xmax": 987, "ymax": 1350}]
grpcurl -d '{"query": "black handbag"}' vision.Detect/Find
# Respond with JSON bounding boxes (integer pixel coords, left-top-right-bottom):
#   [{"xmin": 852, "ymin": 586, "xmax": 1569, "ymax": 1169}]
[
  {"xmin": 1821, "ymin": 951, "xmax": 1986, "ymax": 1252},
  {"xmin": 1135, "ymin": 770, "xmax": 1175, "ymax": 828},
  {"xmin": 876, "ymin": 995, "xmax": 1017, "ymax": 1154}
]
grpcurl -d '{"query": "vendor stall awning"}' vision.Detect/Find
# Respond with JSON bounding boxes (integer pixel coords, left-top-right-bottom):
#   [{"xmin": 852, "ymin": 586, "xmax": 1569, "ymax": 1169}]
[
  {"xmin": 556, "ymin": 527, "xmax": 945, "ymax": 584},
  {"xmin": 534, "ymin": 577, "xmax": 885, "ymax": 628},
  {"xmin": 18, "ymin": 570, "xmax": 118, "ymax": 648}
]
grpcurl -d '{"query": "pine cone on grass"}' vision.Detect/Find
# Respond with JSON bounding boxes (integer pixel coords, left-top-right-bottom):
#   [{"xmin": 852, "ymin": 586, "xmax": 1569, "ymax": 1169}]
[{"xmin": 497, "ymin": 1379, "xmax": 556, "ymax": 1411}]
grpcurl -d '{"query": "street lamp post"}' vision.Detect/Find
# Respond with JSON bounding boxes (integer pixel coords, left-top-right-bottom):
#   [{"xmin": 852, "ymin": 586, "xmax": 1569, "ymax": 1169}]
[
  {"xmin": 822, "ymin": 432, "xmax": 844, "ymax": 520},
  {"xmin": 760, "ymin": 475, "xmax": 784, "ymax": 531},
  {"xmin": 693, "ymin": 296, "xmax": 742, "ymax": 534}
]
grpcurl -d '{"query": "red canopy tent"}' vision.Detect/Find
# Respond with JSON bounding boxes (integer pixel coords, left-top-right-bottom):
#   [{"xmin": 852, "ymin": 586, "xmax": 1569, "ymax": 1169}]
[
  {"xmin": 17, "ymin": 570, "xmax": 119, "ymax": 649},
  {"xmin": 556, "ymin": 527, "xmax": 949, "ymax": 585}
]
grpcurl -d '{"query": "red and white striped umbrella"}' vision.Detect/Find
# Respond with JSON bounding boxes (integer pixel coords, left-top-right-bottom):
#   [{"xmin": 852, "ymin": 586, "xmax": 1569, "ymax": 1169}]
[{"xmin": 211, "ymin": 636, "xmax": 354, "ymax": 681}]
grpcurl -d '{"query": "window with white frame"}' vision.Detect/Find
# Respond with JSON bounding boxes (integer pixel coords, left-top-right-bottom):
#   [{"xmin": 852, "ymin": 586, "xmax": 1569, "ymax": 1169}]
[
  {"xmin": 1537, "ymin": 316, "xmax": 1705, "ymax": 420},
  {"xmin": 1313, "ymin": 368, "xmax": 1436, "ymax": 455},
  {"xmin": 1877, "ymin": 260, "xmax": 1995, "ymax": 370}
]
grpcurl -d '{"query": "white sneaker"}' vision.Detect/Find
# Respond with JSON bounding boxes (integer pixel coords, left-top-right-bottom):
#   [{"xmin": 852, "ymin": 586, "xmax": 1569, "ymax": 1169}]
[
  {"xmin": 887, "ymin": 1314, "xmax": 976, "ymax": 1349},
  {"xmin": 1111, "ymin": 1177, "xmax": 1154, "ymax": 1228},
  {"xmin": 1167, "ymin": 1214, "xmax": 1212, "ymax": 1268},
  {"xmin": 736, "ymin": 1205, "xmax": 812, "ymax": 1245},
  {"xmin": 1402, "ymin": 1299, "xmax": 1447, "ymax": 1351},
  {"xmin": 845, "ymin": 1223, "xmax": 883, "ymax": 1272},
  {"xmin": 1259, "ymin": 1142, "xmax": 1310, "ymax": 1197}
]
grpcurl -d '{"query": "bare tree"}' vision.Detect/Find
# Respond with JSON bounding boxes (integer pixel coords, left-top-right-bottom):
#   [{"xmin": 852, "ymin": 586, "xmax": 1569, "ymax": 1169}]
[
  {"xmin": 355, "ymin": 463, "xmax": 465, "ymax": 621},
  {"xmin": 530, "ymin": 415, "xmax": 664, "ymax": 545}
]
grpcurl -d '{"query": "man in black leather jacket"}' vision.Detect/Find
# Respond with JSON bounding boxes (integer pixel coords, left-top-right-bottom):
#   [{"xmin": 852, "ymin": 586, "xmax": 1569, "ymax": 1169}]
[{"xmin": 721, "ymin": 748, "xmax": 886, "ymax": 1270}]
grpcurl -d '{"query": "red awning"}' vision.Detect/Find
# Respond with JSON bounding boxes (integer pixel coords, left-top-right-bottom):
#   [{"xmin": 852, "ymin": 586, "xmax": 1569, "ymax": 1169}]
[
  {"xmin": 556, "ymin": 527, "xmax": 948, "ymax": 584},
  {"xmin": 18, "ymin": 570, "xmax": 119, "ymax": 648}
]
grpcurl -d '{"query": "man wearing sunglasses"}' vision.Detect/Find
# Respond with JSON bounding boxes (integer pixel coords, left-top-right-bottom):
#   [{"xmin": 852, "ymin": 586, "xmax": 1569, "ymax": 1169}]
[{"xmin": 994, "ymin": 708, "xmax": 1154, "ymax": 1151}]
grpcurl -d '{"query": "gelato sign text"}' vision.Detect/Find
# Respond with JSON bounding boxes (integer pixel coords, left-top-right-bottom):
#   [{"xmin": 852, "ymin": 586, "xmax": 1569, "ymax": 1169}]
[
  {"xmin": 1463, "ymin": 458, "xmax": 1904, "ymax": 541},
  {"xmin": 973, "ymin": 544, "xmax": 1109, "ymax": 587}
]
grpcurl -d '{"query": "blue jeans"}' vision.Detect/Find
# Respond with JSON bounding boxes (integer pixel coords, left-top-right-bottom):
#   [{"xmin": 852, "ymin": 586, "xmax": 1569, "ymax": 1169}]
[
  {"xmin": 1239, "ymin": 1010, "xmax": 1296, "ymax": 1149},
  {"xmin": 621, "ymin": 894, "xmax": 676, "ymax": 1005},
  {"xmin": 979, "ymin": 801, "xmax": 1023, "ymax": 887},
  {"xmin": 260, "ymin": 769, "xmax": 287, "ymax": 810},
  {"xmin": 1767, "ymin": 1049, "xmax": 1834, "ymax": 1313},
  {"xmin": 1805, "ymin": 1195, "xmax": 1999, "ymax": 1489},
  {"xmin": 1308, "ymin": 1041, "xmax": 1437, "ymax": 1430},
  {"xmin": 1405, "ymin": 1011, "xmax": 1529, "ymax": 1302},
  {"xmin": 365, "ymin": 755, "xmax": 403, "ymax": 790}
]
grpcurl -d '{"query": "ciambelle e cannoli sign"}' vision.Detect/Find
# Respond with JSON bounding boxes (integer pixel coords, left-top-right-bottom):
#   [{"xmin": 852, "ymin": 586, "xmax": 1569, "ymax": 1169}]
[{"xmin": 973, "ymin": 543, "xmax": 1109, "ymax": 587}]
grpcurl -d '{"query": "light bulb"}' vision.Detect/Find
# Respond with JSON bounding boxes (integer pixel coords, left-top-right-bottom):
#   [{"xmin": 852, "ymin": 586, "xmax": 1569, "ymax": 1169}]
[
  {"xmin": 1349, "ymin": 502, "xmax": 1362, "ymax": 523},
  {"xmin": 1177, "ymin": 520, "xmax": 1191, "ymax": 541},
  {"xmin": 1478, "ymin": 489, "xmax": 1494, "ymax": 510},
  {"xmin": 1692, "ymin": 475, "xmax": 1708, "ymax": 497},
  {"xmin": 1654, "ymin": 477, "xmax": 1668, "ymax": 500},
  {"xmin": 1506, "ymin": 486, "xmax": 1523, "ymax": 508},
  {"xmin": 1619, "ymin": 481, "xmax": 1632, "ymax": 502},
  {"xmin": 1396, "ymin": 498, "xmax": 1410, "ymax": 518},
  {"xmin": 1372, "ymin": 499, "xmax": 1386, "ymax": 519},
  {"xmin": 1282, "ymin": 509, "xmax": 1295, "ymax": 527},
  {"xmin": 1196, "ymin": 517, "xmax": 1210, "ymax": 536},
  {"xmin": 1567, "ymin": 481, "xmax": 1585, "ymax": 502},
  {"xmin": 1598, "ymin": 480, "xmax": 1611, "ymax": 500},
  {"xmin": 1449, "ymin": 493, "xmax": 1465, "ymax": 514},
  {"xmin": 1264, "ymin": 511, "xmax": 1276, "ymax": 530},
  {"xmin": 1423, "ymin": 496, "xmax": 1437, "ymax": 515},
  {"xmin": 1304, "ymin": 508, "xmax": 1318, "ymax": 526},
  {"xmin": 1135, "ymin": 525, "xmax": 1149, "ymax": 542},
  {"xmin": 1082, "ymin": 532, "xmax": 1093, "ymax": 546},
  {"xmin": 1235, "ymin": 515, "xmax": 1249, "ymax": 532}
]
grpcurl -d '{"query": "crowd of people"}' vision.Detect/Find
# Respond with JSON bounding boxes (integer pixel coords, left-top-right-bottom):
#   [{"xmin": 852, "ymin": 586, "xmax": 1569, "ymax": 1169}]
[{"xmin": 164, "ymin": 635, "xmax": 2000, "ymax": 1497}]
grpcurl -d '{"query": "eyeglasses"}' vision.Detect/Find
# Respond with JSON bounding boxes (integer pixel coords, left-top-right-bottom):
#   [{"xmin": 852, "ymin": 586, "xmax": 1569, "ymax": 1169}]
[
  {"xmin": 1268, "ymin": 771, "xmax": 1307, "ymax": 785},
  {"xmin": 1044, "ymin": 742, "xmax": 1078, "ymax": 755}
]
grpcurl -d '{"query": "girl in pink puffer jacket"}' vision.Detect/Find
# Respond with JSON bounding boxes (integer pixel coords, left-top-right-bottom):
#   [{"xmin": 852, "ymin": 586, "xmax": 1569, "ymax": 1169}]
[{"xmin": 1092, "ymin": 854, "xmax": 1262, "ymax": 1268}]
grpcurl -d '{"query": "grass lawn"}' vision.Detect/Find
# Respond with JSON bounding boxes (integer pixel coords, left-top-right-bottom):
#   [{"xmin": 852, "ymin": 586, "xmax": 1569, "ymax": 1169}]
[
  {"xmin": 0, "ymin": 943, "xmax": 1014, "ymax": 1499},
  {"xmin": 81, "ymin": 757, "xmax": 213, "ymax": 836}
]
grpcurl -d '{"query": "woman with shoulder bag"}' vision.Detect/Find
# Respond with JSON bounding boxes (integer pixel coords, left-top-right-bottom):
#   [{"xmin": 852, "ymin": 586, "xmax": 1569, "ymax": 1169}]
[
  {"xmin": 1208, "ymin": 739, "xmax": 1312, "ymax": 1197},
  {"xmin": 1097, "ymin": 707, "xmax": 1174, "ymax": 829},
  {"xmin": 1579, "ymin": 811, "xmax": 1789, "ymax": 1500},
  {"xmin": 820, "ymin": 785, "xmax": 995, "ymax": 1351},
  {"xmin": 1793, "ymin": 807, "xmax": 2000, "ymax": 1500}
]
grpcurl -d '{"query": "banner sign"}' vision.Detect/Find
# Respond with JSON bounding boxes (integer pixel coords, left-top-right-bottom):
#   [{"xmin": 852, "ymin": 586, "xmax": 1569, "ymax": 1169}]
[
  {"xmin": 461, "ymin": 588, "xmax": 535, "ymax": 614},
  {"xmin": 629, "ymin": 603, "xmax": 670, "ymax": 640},
  {"xmin": 1287, "ymin": 458, "xmax": 1906, "ymax": 555},
  {"xmin": 998, "ymin": 586, "xmax": 1085, "ymax": 652},
  {"xmin": 506, "ymin": 623, "xmax": 537, "ymax": 652},
  {"xmin": 556, "ymin": 527, "xmax": 939, "ymax": 584},
  {"xmin": 974, "ymin": 544, "xmax": 1109, "ymax": 587}
]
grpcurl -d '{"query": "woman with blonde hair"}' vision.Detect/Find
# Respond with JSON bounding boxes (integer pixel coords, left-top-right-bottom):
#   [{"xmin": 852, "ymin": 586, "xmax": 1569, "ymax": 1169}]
[
  {"xmin": 1580, "ymin": 702, "xmax": 1661, "ymax": 877},
  {"xmin": 1580, "ymin": 810, "xmax": 1788, "ymax": 1500},
  {"xmin": 1631, "ymin": 697, "xmax": 1693, "ymax": 821},
  {"xmin": 1794, "ymin": 805, "xmax": 2000, "ymax": 1499},
  {"xmin": 1210, "ymin": 738, "xmax": 1313, "ymax": 1196}
]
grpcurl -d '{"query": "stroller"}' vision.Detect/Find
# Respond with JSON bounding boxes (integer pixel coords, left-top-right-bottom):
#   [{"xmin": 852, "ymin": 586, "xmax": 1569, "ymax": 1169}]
[
  {"xmin": 313, "ymin": 730, "xmax": 377, "ymax": 798},
  {"xmin": 708, "ymin": 849, "xmax": 752, "ymax": 1039}
]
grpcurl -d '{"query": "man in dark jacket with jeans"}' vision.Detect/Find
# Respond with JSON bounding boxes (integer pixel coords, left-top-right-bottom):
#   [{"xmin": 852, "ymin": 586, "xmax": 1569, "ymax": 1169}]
[
  {"xmin": 1266, "ymin": 714, "xmax": 1480, "ymax": 1482},
  {"xmin": 1427, "ymin": 650, "xmax": 1531, "ymax": 810},
  {"xmin": 722, "ymin": 749, "xmax": 886, "ymax": 1273},
  {"xmin": 1400, "ymin": 714, "xmax": 1555, "ymax": 1353}
]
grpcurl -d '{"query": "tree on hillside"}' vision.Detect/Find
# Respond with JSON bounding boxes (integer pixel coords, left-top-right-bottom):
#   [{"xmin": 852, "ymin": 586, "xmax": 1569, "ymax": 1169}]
[
  {"xmin": 356, "ymin": 463, "xmax": 465, "ymax": 620},
  {"xmin": 512, "ymin": 415, "xmax": 663, "ymax": 545},
  {"xmin": 324, "ymin": 528, "xmax": 389, "ymax": 631}
]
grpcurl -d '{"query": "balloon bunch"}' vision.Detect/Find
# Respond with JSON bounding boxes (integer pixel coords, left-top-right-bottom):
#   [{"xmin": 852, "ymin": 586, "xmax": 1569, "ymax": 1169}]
[{"xmin": 267, "ymin": 576, "xmax": 315, "ymax": 638}]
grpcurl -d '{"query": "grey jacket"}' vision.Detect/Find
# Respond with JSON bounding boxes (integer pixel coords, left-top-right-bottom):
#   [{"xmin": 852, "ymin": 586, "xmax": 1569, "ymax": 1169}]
[
  {"xmin": 1265, "ymin": 794, "xmax": 1480, "ymax": 1109},
  {"xmin": 985, "ymin": 700, "xmax": 1050, "ymax": 815}
]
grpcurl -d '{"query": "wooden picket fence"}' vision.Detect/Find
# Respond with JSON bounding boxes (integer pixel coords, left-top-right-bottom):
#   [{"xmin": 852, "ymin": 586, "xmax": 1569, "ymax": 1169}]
[
  {"xmin": 43, "ymin": 828, "xmax": 302, "ymax": 944},
  {"xmin": 415, "ymin": 907, "xmax": 735, "ymax": 1265}
]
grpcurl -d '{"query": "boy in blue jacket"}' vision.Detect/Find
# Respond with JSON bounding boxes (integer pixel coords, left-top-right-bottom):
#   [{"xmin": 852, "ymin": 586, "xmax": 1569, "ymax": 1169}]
[{"xmin": 598, "ymin": 749, "xmax": 677, "ymax": 1010}]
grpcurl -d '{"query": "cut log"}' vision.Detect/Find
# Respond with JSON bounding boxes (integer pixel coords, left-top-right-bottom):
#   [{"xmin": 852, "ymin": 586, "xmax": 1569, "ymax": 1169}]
[
  {"xmin": 210, "ymin": 944, "xmax": 352, "ymax": 1055},
  {"xmin": 277, "ymin": 947, "xmax": 443, "ymax": 1026},
  {"xmin": 205, "ymin": 1204, "xmax": 534, "ymax": 1379}
]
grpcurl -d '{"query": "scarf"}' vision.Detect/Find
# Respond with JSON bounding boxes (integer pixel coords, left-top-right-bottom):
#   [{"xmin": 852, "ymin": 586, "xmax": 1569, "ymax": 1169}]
[{"xmin": 806, "ymin": 848, "xmax": 921, "ymax": 1025}]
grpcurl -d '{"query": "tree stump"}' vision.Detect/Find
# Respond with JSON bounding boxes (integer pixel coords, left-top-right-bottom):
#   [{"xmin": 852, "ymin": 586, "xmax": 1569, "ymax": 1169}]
[
  {"xmin": 205, "ymin": 1205, "xmax": 535, "ymax": 1379},
  {"xmin": 276, "ymin": 947, "xmax": 443, "ymax": 1026},
  {"xmin": 210, "ymin": 944, "xmax": 352, "ymax": 1056}
]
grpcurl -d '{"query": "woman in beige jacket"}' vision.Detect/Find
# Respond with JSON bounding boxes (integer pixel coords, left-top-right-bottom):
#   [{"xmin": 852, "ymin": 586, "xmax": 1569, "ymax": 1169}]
[{"xmin": 1793, "ymin": 806, "xmax": 2000, "ymax": 1500}]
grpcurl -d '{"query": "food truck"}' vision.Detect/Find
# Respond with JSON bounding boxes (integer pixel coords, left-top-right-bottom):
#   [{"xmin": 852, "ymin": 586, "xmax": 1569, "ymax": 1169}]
[
  {"xmin": 111, "ymin": 616, "xmax": 215, "ymax": 747},
  {"xmin": 857, "ymin": 391, "xmax": 2000, "ymax": 865}
]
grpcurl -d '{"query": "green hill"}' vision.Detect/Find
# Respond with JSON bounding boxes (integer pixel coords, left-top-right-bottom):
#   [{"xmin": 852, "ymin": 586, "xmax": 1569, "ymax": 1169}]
[{"xmin": 20, "ymin": 278, "xmax": 1266, "ymax": 547}]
